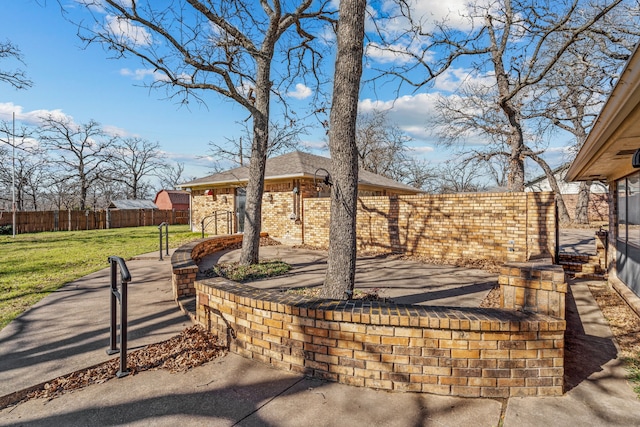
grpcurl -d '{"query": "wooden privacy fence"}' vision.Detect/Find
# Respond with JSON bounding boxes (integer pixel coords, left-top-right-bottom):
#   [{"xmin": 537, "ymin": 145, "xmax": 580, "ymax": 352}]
[{"xmin": 0, "ymin": 209, "xmax": 189, "ymax": 234}]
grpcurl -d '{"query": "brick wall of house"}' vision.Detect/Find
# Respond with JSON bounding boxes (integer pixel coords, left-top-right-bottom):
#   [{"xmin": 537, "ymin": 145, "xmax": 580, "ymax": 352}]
[
  {"xmin": 192, "ymin": 188, "xmax": 236, "ymax": 234},
  {"xmin": 304, "ymin": 192, "xmax": 556, "ymax": 263}
]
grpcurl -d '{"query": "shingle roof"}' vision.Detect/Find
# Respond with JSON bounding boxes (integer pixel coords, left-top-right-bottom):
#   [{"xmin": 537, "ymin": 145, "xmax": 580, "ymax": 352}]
[
  {"xmin": 163, "ymin": 190, "xmax": 190, "ymax": 205},
  {"xmin": 108, "ymin": 200, "xmax": 158, "ymax": 210},
  {"xmin": 525, "ymin": 163, "xmax": 570, "ymax": 187},
  {"xmin": 179, "ymin": 151, "xmax": 421, "ymax": 193}
]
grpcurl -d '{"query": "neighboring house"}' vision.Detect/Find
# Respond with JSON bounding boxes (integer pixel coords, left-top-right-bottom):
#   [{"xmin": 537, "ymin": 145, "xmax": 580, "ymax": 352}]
[
  {"xmin": 566, "ymin": 43, "xmax": 640, "ymax": 306},
  {"xmin": 525, "ymin": 163, "xmax": 609, "ymax": 222},
  {"xmin": 154, "ymin": 190, "xmax": 190, "ymax": 210},
  {"xmin": 107, "ymin": 200, "xmax": 158, "ymax": 210},
  {"xmin": 178, "ymin": 150, "xmax": 422, "ymax": 243}
]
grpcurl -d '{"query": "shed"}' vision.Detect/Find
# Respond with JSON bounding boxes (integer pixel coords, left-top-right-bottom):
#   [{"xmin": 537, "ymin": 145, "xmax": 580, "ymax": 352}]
[{"xmin": 154, "ymin": 190, "xmax": 190, "ymax": 210}]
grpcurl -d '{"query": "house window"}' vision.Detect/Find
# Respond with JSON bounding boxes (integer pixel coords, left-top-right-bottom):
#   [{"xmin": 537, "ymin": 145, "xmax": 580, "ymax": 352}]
[
  {"xmin": 629, "ymin": 172, "xmax": 640, "ymax": 247},
  {"xmin": 617, "ymin": 170, "xmax": 640, "ymax": 247},
  {"xmin": 618, "ymin": 178, "xmax": 627, "ymax": 243}
]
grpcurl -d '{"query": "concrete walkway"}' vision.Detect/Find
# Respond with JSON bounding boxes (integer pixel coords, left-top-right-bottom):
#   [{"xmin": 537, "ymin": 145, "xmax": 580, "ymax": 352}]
[{"xmin": 1, "ymin": 246, "xmax": 639, "ymax": 426}]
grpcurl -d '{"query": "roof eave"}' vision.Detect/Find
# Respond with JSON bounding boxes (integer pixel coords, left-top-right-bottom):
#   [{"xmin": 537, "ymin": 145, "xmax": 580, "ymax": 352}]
[{"xmin": 567, "ymin": 44, "xmax": 640, "ymax": 182}]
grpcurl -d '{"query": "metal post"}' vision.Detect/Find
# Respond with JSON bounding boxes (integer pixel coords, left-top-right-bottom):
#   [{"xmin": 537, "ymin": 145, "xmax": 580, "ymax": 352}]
[
  {"xmin": 118, "ymin": 280, "xmax": 128, "ymax": 378},
  {"xmin": 107, "ymin": 261, "xmax": 118, "ymax": 355},
  {"xmin": 159, "ymin": 225, "xmax": 163, "ymax": 260},
  {"xmin": 158, "ymin": 222, "xmax": 168, "ymax": 260},
  {"xmin": 106, "ymin": 256, "xmax": 131, "ymax": 378},
  {"xmin": 164, "ymin": 223, "xmax": 169, "ymax": 256}
]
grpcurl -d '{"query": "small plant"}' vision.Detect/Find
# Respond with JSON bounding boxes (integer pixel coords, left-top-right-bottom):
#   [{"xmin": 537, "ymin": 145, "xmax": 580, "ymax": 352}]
[{"xmin": 210, "ymin": 260, "xmax": 291, "ymax": 282}]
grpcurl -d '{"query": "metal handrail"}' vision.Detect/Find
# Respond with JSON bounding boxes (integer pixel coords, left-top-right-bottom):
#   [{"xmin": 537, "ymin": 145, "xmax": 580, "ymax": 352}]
[
  {"xmin": 201, "ymin": 211, "xmax": 233, "ymax": 238},
  {"xmin": 106, "ymin": 256, "xmax": 132, "ymax": 378},
  {"xmin": 158, "ymin": 222, "xmax": 169, "ymax": 260}
]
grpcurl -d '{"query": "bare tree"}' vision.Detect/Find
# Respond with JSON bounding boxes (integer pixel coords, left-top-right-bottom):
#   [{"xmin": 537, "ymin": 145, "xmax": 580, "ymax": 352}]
[
  {"xmin": 207, "ymin": 119, "xmax": 310, "ymax": 172},
  {"xmin": 0, "ymin": 121, "xmax": 46, "ymax": 210},
  {"xmin": 0, "ymin": 40, "xmax": 32, "ymax": 89},
  {"xmin": 403, "ymin": 157, "xmax": 439, "ymax": 191},
  {"xmin": 38, "ymin": 116, "xmax": 116, "ymax": 211},
  {"xmin": 320, "ymin": 0, "xmax": 366, "ymax": 299},
  {"xmin": 355, "ymin": 109, "xmax": 412, "ymax": 181},
  {"xmin": 68, "ymin": 0, "xmax": 332, "ymax": 265},
  {"xmin": 435, "ymin": 160, "xmax": 485, "ymax": 194},
  {"xmin": 525, "ymin": 6, "xmax": 639, "ymax": 223},
  {"xmin": 108, "ymin": 137, "xmax": 166, "ymax": 199},
  {"xmin": 159, "ymin": 162, "xmax": 187, "ymax": 190},
  {"xmin": 375, "ymin": 0, "xmax": 623, "ymax": 192}
]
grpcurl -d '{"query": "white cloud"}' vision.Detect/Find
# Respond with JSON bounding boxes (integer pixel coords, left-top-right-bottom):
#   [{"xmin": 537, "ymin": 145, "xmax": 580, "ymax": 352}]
[
  {"xmin": 432, "ymin": 67, "xmax": 495, "ymax": 93},
  {"xmin": 102, "ymin": 124, "xmax": 129, "ymax": 137},
  {"xmin": 120, "ymin": 68, "xmax": 189, "ymax": 83},
  {"xmin": 365, "ymin": 42, "xmax": 421, "ymax": 65},
  {"xmin": 105, "ymin": 14, "xmax": 152, "ymax": 47},
  {"xmin": 120, "ymin": 68, "xmax": 157, "ymax": 80},
  {"xmin": 287, "ymin": 83, "xmax": 313, "ymax": 100},
  {"xmin": 408, "ymin": 145, "xmax": 435, "ymax": 153},
  {"xmin": 359, "ymin": 92, "xmax": 440, "ymax": 134},
  {"xmin": 0, "ymin": 102, "xmax": 71, "ymax": 125},
  {"xmin": 373, "ymin": 0, "xmax": 475, "ymax": 35}
]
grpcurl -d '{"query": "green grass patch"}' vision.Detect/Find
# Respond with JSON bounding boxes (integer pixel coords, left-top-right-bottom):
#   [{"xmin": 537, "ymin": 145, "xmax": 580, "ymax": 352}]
[
  {"xmin": 210, "ymin": 260, "xmax": 291, "ymax": 283},
  {"xmin": 0, "ymin": 225, "xmax": 201, "ymax": 330},
  {"xmin": 624, "ymin": 356, "xmax": 640, "ymax": 397}
]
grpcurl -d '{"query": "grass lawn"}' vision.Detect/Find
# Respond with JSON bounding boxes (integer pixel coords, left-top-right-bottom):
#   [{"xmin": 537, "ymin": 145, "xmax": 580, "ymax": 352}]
[{"xmin": 0, "ymin": 225, "xmax": 201, "ymax": 330}]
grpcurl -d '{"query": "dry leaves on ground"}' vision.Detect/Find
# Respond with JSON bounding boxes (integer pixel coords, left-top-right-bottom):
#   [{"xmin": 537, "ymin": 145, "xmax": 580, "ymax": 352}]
[
  {"xmin": 588, "ymin": 282, "xmax": 640, "ymax": 358},
  {"xmin": 21, "ymin": 325, "xmax": 224, "ymax": 403}
]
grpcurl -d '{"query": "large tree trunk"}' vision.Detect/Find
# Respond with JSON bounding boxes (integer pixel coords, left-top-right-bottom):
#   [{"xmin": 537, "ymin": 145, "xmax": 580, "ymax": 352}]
[
  {"xmin": 528, "ymin": 152, "xmax": 572, "ymax": 224},
  {"xmin": 239, "ymin": 59, "xmax": 271, "ymax": 265},
  {"xmin": 575, "ymin": 180, "xmax": 591, "ymax": 224},
  {"xmin": 507, "ymin": 136, "xmax": 526, "ymax": 192},
  {"xmin": 320, "ymin": 0, "xmax": 366, "ymax": 299}
]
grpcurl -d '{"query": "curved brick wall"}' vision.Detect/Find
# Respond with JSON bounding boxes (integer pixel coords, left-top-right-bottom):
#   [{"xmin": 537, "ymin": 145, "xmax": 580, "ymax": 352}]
[
  {"xmin": 195, "ymin": 278, "xmax": 565, "ymax": 398},
  {"xmin": 172, "ymin": 235, "xmax": 567, "ymax": 398}
]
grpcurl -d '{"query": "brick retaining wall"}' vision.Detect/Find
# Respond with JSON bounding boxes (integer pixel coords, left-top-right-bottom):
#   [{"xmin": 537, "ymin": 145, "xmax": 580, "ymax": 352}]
[
  {"xmin": 170, "ymin": 234, "xmax": 249, "ymax": 300},
  {"xmin": 172, "ymin": 235, "xmax": 567, "ymax": 398},
  {"xmin": 196, "ymin": 276, "xmax": 565, "ymax": 398}
]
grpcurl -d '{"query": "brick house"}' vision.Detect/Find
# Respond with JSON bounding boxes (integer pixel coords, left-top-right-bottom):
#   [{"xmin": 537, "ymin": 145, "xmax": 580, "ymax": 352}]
[
  {"xmin": 567, "ymin": 43, "xmax": 640, "ymax": 312},
  {"xmin": 154, "ymin": 189, "xmax": 190, "ymax": 210},
  {"xmin": 178, "ymin": 151, "xmax": 422, "ymax": 243}
]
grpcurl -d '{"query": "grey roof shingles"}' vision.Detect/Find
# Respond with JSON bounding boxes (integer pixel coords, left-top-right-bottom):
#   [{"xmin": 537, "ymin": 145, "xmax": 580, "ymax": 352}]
[
  {"xmin": 179, "ymin": 151, "xmax": 421, "ymax": 193},
  {"xmin": 108, "ymin": 200, "xmax": 158, "ymax": 210}
]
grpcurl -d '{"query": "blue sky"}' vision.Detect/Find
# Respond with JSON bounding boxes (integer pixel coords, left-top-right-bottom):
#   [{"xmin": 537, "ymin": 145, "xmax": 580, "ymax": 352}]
[{"xmin": 1, "ymin": 0, "xmax": 574, "ymax": 184}]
